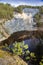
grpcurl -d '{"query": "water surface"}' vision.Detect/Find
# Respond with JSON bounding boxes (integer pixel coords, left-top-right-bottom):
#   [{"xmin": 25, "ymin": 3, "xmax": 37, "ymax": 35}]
[{"xmin": 24, "ymin": 38, "xmax": 40, "ymax": 52}]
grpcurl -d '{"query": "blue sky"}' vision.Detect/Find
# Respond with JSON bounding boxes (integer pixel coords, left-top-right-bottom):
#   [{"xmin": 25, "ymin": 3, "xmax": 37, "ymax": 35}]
[{"xmin": 0, "ymin": 0, "xmax": 43, "ymax": 6}]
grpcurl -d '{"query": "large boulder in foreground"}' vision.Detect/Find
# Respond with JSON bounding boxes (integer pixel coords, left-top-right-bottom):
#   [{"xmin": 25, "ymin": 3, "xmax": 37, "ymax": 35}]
[{"xmin": 0, "ymin": 49, "xmax": 27, "ymax": 65}]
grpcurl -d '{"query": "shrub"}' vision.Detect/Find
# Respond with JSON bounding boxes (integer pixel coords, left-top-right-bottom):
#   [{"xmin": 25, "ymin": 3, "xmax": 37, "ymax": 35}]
[
  {"xmin": 11, "ymin": 41, "xmax": 28, "ymax": 55},
  {"xmin": 4, "ymin": 41, "xmax": 29, "ymax": 56}
]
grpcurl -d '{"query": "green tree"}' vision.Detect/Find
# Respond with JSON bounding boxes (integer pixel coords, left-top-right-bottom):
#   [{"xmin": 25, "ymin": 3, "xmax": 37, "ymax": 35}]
[
  {"xmin": 4, "ymin": 41, "xmax": 29, "ymax": 56},
  {"xmin": 11, "ymin": 41, "xmax": 29, "ymax": 55}
]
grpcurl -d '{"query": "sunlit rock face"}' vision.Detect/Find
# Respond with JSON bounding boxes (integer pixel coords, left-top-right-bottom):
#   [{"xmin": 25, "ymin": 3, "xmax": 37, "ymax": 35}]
[
  {"xmin": 23, "ymin": 8, "xmax": 39, "ymax": 16},
  {"xmin": 3, "ymin": 8, "xmax": 39, "ymax": 34},
  {"xmin": 0, "ymin": 8, "xmax": 39, "ymax": 40}
]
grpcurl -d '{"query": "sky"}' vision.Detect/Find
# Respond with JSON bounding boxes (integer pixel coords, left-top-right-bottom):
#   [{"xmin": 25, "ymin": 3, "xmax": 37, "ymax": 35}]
[{"xmin": 0, "ymin": 0, "xmax": 43, "ymax": 6}]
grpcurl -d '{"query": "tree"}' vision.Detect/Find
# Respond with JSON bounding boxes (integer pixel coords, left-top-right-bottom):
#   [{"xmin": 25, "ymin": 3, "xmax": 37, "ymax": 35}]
[{"xmin": 4, "ymin": 41, "xmax": 29, "ymax": 56}]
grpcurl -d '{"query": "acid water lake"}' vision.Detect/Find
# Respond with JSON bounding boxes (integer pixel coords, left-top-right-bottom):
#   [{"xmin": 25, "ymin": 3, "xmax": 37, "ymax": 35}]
[{"xmin": 24, "ymin": 38, "xmax": 43, "ymax": 52}]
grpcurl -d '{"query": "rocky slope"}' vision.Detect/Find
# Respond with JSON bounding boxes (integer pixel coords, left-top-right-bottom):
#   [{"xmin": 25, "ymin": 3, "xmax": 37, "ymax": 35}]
[
  {"xmin": 0, "ymin": 8, "xmax": 39, "ymax": 42},
  {"xmin": 0, "ymin": 49, "xmax": 27, "ymax": 65}
]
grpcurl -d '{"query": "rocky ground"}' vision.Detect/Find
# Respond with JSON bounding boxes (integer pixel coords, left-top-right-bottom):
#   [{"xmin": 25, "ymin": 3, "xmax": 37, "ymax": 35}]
[{"xmin": 0, "ymin": 48, "xmax": 27, "ymax": 65}]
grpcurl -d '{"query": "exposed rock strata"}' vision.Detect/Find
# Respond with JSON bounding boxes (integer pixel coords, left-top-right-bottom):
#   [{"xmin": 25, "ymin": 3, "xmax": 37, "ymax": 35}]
[{"xmin": 0, "ymin": 30, "xmax": 43, "ymax": 45}]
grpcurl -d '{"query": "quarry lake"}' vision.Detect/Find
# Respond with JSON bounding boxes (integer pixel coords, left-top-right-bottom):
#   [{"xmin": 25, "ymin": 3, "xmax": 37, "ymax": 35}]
[
  {"xmin": 0, "ymin": 3, "xmax": 43, "ymax": 65},
  {"xmin": 0, "ymin": 8, "xmax": 42, "ymax": 52},
  {"xmin": 24, "ymin": 38, "xmax": 43, "ymax": 52}
]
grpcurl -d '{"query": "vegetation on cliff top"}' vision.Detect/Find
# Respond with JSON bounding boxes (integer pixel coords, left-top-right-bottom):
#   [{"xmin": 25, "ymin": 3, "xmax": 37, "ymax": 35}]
[
  {"xmin": 0, "ymin": 3, "xmax": 14, "ymax": 20},
  {"xmin": 14, "ymin": 6, "xmax": 23, "ymax": 13},
  {"xmin": 0, "ymin": 3, "xmax": 43, "ymax": 20},
  {"xmin": 16, "ymin": 5, "xmax": 43, "ymax": 14},
  {"xmin": 15, "ymin": 5, "xmax": 43, "ymax": 24}
]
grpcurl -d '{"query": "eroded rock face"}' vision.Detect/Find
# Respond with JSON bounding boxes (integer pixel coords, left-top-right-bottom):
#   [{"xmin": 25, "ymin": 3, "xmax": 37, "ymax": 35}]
[
  {"xmin": 0, "ymin": 50, "xmax": 27, "ymax": 65},
  {"xmin": 0, "ymin": 8, "xmax": 39, "ymax": 44},
  {"xmin": 0, "ymin": 30, "xmax": 43, "ymax": 45}
]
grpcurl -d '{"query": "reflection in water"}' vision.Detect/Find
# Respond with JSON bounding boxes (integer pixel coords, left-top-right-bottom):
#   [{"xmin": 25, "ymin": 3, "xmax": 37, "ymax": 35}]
[{"xmin": 24, "ymin": 38, "xmax": 42, "ymax": 52}]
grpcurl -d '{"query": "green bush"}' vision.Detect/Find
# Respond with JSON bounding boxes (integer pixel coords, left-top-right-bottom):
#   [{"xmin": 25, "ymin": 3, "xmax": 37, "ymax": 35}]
[
  {"xmin": 40, "ymin": 59, "xmax": 43, "ymax": 65},
  {"xmin": 11, "ymin": 41, "xmax": 28, "ymax": 55},
  {"xmin": 4, "ymin": 41, "xmax": 29, "ymax": 56},
  {"xmin": 14, "ymin": 6, "xmax": 22, "ymax": 13},
  {"xmin": 34, "ymin": 13, "xmax": 41, "ymax": 21}
]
